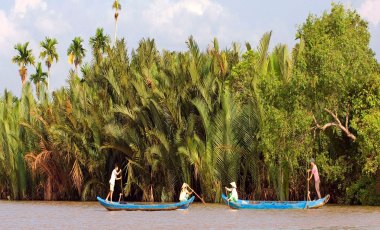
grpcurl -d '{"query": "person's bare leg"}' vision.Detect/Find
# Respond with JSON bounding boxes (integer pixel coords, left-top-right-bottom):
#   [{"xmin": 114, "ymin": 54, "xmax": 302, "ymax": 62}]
[
  {"xmin": 105, "ymin": 191, "xmax": 110, "ymax": 201},
  {"xmin": 315, "ymin": 181, "xmax": 321, "ymax": 199},
  {"xmin": 110, "ymin": 191, "xmax": 113, "ymax": 203}
]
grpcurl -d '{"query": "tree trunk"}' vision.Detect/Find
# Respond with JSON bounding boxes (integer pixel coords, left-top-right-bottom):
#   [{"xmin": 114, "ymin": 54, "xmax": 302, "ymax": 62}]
[
  {"xmin": 47, "ymin": 66, "xmax": 51, "ymax": 93},
  {"xmin": 20, "ymin": 67, "xmax": 27, "ymax": 86},
  {"xmin": 114, "ymin": 18, "xmax": 118, "ymax": 44},
  {"xmin": 44, "ymin": 177, "xmax": 52, "ymax": 201},
  {"xmin": 75, "ymin": 63, "xmax": 78, "ymax": 76},
  {"xmin": 376, "ymin": 170, "xmax": 380, "ymax": 194},
  {"xmin": 36, "ymin": 82, "xmax": 40, "ymax": 99},
  {"xmin": 313, "ymin": 108, "xmax": 356, "ymax": 141},
  {"xmin": 150, "ymin": 170, "xmax": 154, "ymax": 202}
]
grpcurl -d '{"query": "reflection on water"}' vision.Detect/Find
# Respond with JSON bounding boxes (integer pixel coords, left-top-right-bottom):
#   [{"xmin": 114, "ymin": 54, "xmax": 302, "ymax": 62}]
[{"xmin": 1, "ymin": 201, "xmax": 380, "ymax": 229}]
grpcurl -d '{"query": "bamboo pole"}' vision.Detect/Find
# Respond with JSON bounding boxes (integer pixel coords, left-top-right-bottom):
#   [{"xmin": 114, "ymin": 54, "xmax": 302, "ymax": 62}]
[
  {"xmin": 306, "ymin": 171, "xmax": 310, "ymax": 209},
  {"xmin": 118, "ymin": 171, "xmax": 123, "ymax": 203},
  {"xmin": 187, "ymin": 186, "xmax": 206, "ymax": 204},
  {"xmin": 225, "ymin": 187, "xmax": 230, "ymax": 207}
]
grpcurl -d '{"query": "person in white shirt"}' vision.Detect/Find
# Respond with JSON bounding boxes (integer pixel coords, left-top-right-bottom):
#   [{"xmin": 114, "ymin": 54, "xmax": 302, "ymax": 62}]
[
  {"xmin": 105, "ymin": 164, "xmax": 122, "ymax": 203},
  {"xmin": 179, "ymin": 183, "xmax": 192, "ymax": 202},
  {"xmin": 225, "ymin": 181, "xmax": 238, "ymax": 202}
]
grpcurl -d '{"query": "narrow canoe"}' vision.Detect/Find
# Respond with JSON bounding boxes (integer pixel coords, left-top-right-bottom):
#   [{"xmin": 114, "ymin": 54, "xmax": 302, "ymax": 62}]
[
  {"xmin": 221, "ymin": 194, "xmax": 330, "ymax": 209},
  {"xmin": 97, "ymin": 196, "xmax": 195, "ymax": 211}
]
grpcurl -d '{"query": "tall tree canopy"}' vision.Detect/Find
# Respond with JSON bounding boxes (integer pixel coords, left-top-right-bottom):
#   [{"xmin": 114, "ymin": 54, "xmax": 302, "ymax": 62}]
[
  {"xmin": 11, "ymin": 42, "xmax": 35, "ymax": 86},
  {"xmin": 40, "ymin": 37, "xmax": 59, "ymax": 91},
  {"xmin": 67, "ymin": 37, "xmax": 86, "ymax": 73},
  {"xmin": 294, "ymin": 3, "xmax": 380, "ymax": 204}
]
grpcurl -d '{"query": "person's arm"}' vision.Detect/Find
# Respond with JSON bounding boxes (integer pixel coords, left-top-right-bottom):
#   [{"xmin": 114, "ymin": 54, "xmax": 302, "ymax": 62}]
[
  {"xmin": 225, "ymin": 187, "xmax": 233, "ymax": 201},
  {"xmin": 117, "ymin": 169, "xmax": 123, "ymax": 179},
  {"xmin": 308, "ymin": 169, "xmax": 313, "ymax": 180}
]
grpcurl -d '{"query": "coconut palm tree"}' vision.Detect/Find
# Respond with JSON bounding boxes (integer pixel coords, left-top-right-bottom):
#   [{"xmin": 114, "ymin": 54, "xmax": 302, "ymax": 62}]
[
  {"xmin": 112, "ymin": 0, "xmax": 122, "ymax": 42},
  {"xmin": 67, "ymin": 37, "xmax": 86, "ymax": 74},
  {"xmin": 39, "ymin": 37, "xmax": 59, "ymax": 92},
  {"xmin": 89, "ymin": 28, "xmax": 110, "ymax": 63},
  {"xmin": 12, "ymin": 42, "xmax": 35, "ymax": 86},
  {"xmin": 30, "ymin": 62, "xmax": 48, "ymax": 97}
]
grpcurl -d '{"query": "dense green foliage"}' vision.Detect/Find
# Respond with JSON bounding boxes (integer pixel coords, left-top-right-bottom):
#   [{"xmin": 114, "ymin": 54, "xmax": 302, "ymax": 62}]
[{"xmin": 1, "ymin": 4, "xmax": 380, "ymax": 204}]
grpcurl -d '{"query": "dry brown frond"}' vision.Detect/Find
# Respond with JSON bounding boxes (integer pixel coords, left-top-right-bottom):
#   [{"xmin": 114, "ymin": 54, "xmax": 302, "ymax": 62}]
[
  {"xmin": 31, "ymin": 110, "xmax": 49, "ymax": 127},
  {"xmin": 65, "ymin": 100, "xmax": 72, "ymax": 114},
  {"xmin": 70, "ymin": 159, "xmax": 83, "ymax": 193}
]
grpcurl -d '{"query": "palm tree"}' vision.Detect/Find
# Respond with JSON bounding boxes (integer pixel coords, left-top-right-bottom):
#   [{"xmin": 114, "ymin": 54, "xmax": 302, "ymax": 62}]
[
  {"xmin": 112, "ymin": 0, "xmax": 122, "ymax": 42},
  {"xmin": 89, "ymin": 28, "xmax": 110, "ymax": 63},
  {"xmin": 30, "ymin": 62, "xmax": 48, "ymax": 97},
  {"xmin": 12, "ymin": 42, "xmax": 35, "ymax": 86},
  {"xmin": 67, "ymin": 37, "xmax": 86, "ymax": 74},
  {"xmin": 39, "ymin": 37, "xmax": 59, "ymax": 92}
]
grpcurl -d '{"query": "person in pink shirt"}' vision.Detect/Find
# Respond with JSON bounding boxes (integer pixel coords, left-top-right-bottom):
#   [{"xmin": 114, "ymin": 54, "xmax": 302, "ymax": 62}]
[{"xmin": 308, "ymin": 158, "xmax": 321, "ymax": 199}]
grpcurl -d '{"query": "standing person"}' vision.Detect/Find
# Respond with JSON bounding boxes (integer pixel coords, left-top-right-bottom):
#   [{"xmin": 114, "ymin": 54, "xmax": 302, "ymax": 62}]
[
  {"xmin": 105, "ymin": 164, "xmax": 122, "ymax": 203},
  {"xmin": 225, "ymin": 182, "xmax": 238, "ymax": 202},
  {"xmin": 179, "ymin": 183, "xmax": 193, "ymax": 202},
  {"xmin": 308, "ymin": 158, "xmax": 321, "ymax": 199}
]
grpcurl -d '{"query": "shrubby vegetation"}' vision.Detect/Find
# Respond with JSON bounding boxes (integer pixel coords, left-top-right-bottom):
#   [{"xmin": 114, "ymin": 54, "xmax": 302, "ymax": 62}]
[{"xmin": 1, "ymin": 4, "xmax": 379, "ymax": 204}]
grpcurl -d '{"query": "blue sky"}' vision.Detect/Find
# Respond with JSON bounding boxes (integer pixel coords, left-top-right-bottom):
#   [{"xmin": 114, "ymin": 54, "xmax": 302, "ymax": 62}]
[{"xmin": 1, "ymin": 0, "xmax": 379, "ymax": 96}]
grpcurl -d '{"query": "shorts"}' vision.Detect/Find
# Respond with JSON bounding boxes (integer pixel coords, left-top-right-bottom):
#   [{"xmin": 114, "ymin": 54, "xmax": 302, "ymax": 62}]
[{"xmin": 109, "ymin": 183, "xmax": 115, "ymax": 191}]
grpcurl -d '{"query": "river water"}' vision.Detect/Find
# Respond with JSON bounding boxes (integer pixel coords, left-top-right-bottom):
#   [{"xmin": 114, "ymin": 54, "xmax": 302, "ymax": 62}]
[{"xmin": 1, "ymin": 200, "xmax": 380, "ymax": 229}]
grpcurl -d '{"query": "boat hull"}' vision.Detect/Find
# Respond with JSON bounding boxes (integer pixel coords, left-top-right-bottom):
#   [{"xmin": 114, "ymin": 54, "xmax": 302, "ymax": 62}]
[
  {"xmin": 97, "ymin": 196, "xmax": 195, "ymax": 211},
  {"xmin": 221, "ymin": 194, "xmax": 330, "ymax": 209}
]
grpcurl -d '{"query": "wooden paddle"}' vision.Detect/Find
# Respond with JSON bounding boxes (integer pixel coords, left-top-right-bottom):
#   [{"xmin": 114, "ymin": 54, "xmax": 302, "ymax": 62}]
[
  {"xmin": 306, "ymin": 170, "xmax": 310, "ymax": 208},
  {"xmin": 187, "ymin": 185, "xmax": 206, "ymax": 204},
  {"xmin": 118, "ymin": 170, "xmax": 123, "ymax": 203},
  {"xmin": 225, "ymin": 187, "xmax": 230, "ymax": 207}
]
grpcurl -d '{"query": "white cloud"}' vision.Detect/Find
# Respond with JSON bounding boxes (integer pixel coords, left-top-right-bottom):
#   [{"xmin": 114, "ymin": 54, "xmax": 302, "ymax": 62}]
[
  {"xmin": 358, "ymin": 0, "xmax": 380, "ymax": 25},
  {"xmin": 177, "ymin": 0, "xmax": 222, "ymax": 16},
  {"xmin": 0, "ymin": 11, "xmax": 17, "ymax": 49},
  {"xmin": 12, "ymin": 0, "xmax": 47, "ymax": 17},
  {"xmin": 34, "ymin": 14, "xmax": 72, "ymax": 36},
  {"xmin": 143, "ymin": 0, "xmax": 223, "ymax": 27},
  {"xmin": 141, "ymin": 0, "xmax": 225, "ymax": 45},
  {"xmin": 0, "ymin": 10, "xmax": 32, "ymax": 55}
]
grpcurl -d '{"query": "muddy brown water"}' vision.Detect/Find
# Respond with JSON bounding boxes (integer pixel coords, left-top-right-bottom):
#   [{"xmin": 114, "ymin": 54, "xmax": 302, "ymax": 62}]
[{"xmin": 1, "ymin": 201, "xmax": 380, "ymax": 229}]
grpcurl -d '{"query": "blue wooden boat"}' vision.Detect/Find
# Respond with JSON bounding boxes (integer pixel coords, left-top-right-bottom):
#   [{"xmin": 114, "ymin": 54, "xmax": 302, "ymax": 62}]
[
  {"xmin": 97, "ymin": 196, "xmax": 195, "ymax": 211},
  {"xmin": 221, "ymin": 194, "xmax": 330, "ymax": 209}
]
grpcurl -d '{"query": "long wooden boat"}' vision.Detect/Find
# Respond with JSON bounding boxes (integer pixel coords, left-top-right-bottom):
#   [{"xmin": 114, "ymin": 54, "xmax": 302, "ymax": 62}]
[
  {"xmin": 97, "ymin": 196, "xmax": 195, "ymax": 211},
  {"xmin": 221, "ymin": 194, "xmax": 330, "ymax": 209}
]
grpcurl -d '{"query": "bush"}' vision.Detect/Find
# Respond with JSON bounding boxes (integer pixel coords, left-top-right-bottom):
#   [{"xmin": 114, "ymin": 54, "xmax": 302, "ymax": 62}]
[{"xmin": 345, "ymin": 175, "xmax": 380, "ymax": 205}]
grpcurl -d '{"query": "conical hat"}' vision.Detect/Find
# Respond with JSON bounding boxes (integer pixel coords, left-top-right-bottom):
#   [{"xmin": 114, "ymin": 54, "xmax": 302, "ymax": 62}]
[
  {"xmin": 182, "ymin": 183, "xmax": 188, "ymax": 188},
  {"xmin": 230, "ymin": 182, "xmax": 237, "ymax": 188}
]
